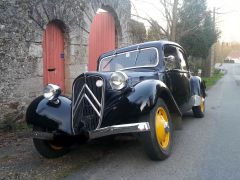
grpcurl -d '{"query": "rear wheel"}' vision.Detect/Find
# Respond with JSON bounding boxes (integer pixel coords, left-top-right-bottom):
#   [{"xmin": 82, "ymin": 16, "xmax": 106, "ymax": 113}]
[
  {"xmin": 33, "ymin": 127, "xmax": 70, "ymax": 158},
  {"xmin": 192, "ymin": 97, "xmax": 205, "ymax": 118},
  {"xmin": 140, "ymin": 98, "xmax": 173, "ymax": 160}
]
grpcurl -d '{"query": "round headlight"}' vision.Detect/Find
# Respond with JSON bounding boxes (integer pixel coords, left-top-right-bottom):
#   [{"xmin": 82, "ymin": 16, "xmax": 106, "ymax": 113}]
[
  {"xmin": 110, "ymin": 71, "xmax": 128, "ymax": 90},
  {"xmin": 43, "ymin": 84, "xmax": 61, "ymax": 100}
]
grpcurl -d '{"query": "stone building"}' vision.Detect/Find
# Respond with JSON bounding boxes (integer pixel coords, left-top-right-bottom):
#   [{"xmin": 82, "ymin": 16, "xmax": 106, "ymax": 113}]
[{"xmin": 0, "ymin": 0, "xmax": 134, "ymax": 128}]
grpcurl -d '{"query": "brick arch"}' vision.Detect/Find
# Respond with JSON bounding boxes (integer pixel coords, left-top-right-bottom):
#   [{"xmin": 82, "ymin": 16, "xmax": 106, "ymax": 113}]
[
  {"xmin": 101, "ymin": 5, "xmax": 123, "ymax": 47},
  {"xmin": 82, "ymin": 0, "xmax": 131, "ymax": 71},
  {"xmin": 88, "ymin": 9, "xmax": 117, "ymax": 71},
  {"xmin": 28, "ymin": 1, "xmax": 83, "ymax": 95},
  {"xmin": 28, "ymin": 0, "xmax": 131, "ymax": 95}
]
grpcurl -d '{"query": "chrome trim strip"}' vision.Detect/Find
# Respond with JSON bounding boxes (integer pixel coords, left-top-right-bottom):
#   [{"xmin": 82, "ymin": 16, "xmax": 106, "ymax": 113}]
[
  {"xmin": 85, "ymin": 84, "xmax": 101, "ymax": 107},
  {"xmin": 31, "ymin": 131, "xmax": 54, "ymax": 140},
  {"xmin": 89, "ymin": 122, "xmax": 150, "ymax": 139},
  {"xmin": 73, "ymin": 84, "xmax": 101, "ymax": 117},
  {"xmin": 84, "ymin": 94, "xmax": 101, "ymax": 117},
  {"xmin": 73, "ymin": 83, "xmax": 85, "ymax": 109},
  {"xmin": 72, "ymin": 75, "xmax": 105, "ymax": 134},
  {"xmin": 73, "ymin": 94, "xmax": 84, "ymax": 116}
]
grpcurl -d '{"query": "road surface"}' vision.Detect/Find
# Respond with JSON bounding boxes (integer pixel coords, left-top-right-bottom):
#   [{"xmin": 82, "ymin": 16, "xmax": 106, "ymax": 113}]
[
  {"xmin": 1, "ymin": 63, "xmax": 240, "ymax": 180},
  {"xmin": 65, "ymin": 63, "xmax": 240, "ymax": 180}
]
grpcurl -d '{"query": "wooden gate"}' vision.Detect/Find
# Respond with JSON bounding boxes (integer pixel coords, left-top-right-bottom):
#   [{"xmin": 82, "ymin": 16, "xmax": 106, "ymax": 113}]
[
  {"xmin": 43, "ymin": 23, "xmax": 65, "ymax": 91},
  {"xmin": 88, "ymin": 12, "xmax": 116, "ymax": 71}
]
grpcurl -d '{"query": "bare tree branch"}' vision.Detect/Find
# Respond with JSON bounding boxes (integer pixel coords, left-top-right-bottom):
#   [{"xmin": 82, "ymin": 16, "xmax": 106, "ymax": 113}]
[{"xmin": 131, "ymin": 14, "xmax": 169, "ymax": 38}]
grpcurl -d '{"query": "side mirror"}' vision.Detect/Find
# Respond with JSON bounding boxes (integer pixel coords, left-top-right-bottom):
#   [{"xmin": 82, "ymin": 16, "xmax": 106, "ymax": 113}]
[{"xmin": 164, "ymin": 55, "xmax": 175, "ymax": 63}]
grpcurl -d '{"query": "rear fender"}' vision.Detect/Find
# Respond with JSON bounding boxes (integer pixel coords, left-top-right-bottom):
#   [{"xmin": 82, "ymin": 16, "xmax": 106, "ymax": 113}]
[
  {"xmin": 26, "ymin": 96, "xmax": 72, "ymax": 135},
  {"xmin": 127, "ymin": 80, "xmax": 182, "ymax": 130},
  {"xmin": 190, "ymin": 76, "xmax": 206, "ymax": 106}
]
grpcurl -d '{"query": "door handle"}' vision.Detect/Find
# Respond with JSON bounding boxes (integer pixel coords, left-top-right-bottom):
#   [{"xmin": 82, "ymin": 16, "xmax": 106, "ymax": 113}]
[{"xmin": 48, "ymin": 68, "xmax": 56, "ymax": 72}]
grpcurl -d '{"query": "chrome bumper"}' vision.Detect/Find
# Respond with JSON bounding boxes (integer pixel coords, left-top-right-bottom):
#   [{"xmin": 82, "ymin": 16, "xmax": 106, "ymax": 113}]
[
  {"xmin": 31, "ymin": 131, "xmax": 54, "ymax": 140},
  {"xmin": 89, "ymin": 122, "xmax": 150, "ymax": 139},
  {"xmin": 30, "ymin": 122, "xmax": 151, "ymax": 140}
]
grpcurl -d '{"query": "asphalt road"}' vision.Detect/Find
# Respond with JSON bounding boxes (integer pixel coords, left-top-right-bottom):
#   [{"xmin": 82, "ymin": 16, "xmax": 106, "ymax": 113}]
[{"xmin": 65, "ymin": 63, "xmax": 240, "ymax": 180}]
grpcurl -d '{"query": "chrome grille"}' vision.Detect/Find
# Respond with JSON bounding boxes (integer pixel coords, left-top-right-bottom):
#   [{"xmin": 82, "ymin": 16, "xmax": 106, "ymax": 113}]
[{"xmin": 72, "ymin": 74, "xmax": 104, "ymax": 134}]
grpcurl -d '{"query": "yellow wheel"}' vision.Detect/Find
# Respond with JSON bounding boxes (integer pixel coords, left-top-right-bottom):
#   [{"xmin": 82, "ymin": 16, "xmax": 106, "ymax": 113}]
[
  {"xmin": 193, "ymin": 97, "xmax": 205, "ymax": 118},
  {"xmin": 140, "ymin": 98, "xmax": 173, "ymax": 161},
  {"xmin": 200, "ymin": 98, "xmax": 205, "ymax": 112},
  {"xmin": 155, "ymin": 107, "xmax": 170, "ymax": 149},
  {"xmin": 49, "ymin": 143, "xmax": 64, "ymax": 150}
]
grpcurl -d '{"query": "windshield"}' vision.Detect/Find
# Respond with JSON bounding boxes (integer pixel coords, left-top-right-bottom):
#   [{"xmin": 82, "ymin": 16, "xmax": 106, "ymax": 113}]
[{"xmin": 99, "ymin": 48, "xmax": 158, "ymax": 72}]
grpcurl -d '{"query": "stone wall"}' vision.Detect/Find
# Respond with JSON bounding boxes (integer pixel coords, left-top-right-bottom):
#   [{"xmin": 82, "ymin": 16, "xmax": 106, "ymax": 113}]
[{"xmin": 0, "ymin": 0, "xmax": 132, "ymax": 128}]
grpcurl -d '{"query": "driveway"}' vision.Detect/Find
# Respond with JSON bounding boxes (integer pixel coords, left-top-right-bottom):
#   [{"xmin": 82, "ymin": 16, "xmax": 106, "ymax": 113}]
[{"xmin": 1, "ymin": 63, "xmax": 240, "ymax": 180}]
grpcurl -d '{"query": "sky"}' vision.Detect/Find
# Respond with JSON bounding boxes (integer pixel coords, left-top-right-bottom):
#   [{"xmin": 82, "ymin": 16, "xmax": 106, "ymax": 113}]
[{"xmin": 131, "ymin": 0, "xmax": 240, "ymax": 42}]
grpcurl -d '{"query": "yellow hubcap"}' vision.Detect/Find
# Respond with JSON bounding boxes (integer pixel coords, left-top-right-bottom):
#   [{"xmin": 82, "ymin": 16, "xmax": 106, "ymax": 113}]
[
  {"xmin": 200, "ymin": 98, "xmax": 205, "ymax": 112},
  {"xmin": 49, "ymin": 143, "xmax": 63, "ymax": 150},
  {"xmin": 155, "ymin": 107, "xmax": 170, "ymax": 149}
]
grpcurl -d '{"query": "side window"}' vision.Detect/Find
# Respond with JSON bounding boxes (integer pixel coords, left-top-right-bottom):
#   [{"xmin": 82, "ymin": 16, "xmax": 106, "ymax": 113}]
[
  {"xmin": 163, "ymin": 46, "xmax": 180, "ymax": 70},
  {"xmin": 178, "ymin": 49, "xmax": 187, "ymax": 71},
  {"xmin": 135, "ymin": 48, "xmax": 158, "ymax": 66}
]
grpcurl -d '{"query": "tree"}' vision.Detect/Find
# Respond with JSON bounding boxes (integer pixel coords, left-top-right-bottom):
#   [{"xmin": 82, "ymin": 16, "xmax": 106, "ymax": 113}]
[
  {"xmin": 180, "ymin": 12, "xmax": 218, "ymax": 58},
  {"xmin": 178, "ymin": 0, "xmax": 219, "ymax": 76},
  {"xmin": 128, "ymin": 19, "xmax": 146, "ymax": 43},
  {"xmin": 131, "ymin": 0, "xmax": 179, "ymax": 41},
  {"xmin": 146, "ymin": 19, "xmax": 166, "ymax": 41},
  {"xmin": 131, "ymin": 0, "xmax": 219, "ymax": 76}
]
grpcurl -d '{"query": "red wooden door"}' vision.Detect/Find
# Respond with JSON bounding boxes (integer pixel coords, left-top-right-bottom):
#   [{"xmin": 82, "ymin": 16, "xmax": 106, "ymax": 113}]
[
  {"xmin": 43, "ymin": 23, "xmax": 65, "ymax": 91},
  {"xmin": 88, "ymin": 12, "xmax": 116, "ymax": 71}
]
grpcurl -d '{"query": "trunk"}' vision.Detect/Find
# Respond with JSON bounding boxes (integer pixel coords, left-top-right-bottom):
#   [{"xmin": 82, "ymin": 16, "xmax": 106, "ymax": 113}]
[{"xmin": 170, "ymin": 0, "xmax": 178, "ymax": 41}]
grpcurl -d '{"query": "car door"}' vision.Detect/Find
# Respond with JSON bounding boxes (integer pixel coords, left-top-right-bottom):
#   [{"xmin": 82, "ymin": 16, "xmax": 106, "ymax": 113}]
[
  {"xmin": 163, "ymin": 45, "xmax": 190, "ymax": 110},
  {"xmin": 176, "ymin": 47, "xmax": 192, "ymax": 111}
]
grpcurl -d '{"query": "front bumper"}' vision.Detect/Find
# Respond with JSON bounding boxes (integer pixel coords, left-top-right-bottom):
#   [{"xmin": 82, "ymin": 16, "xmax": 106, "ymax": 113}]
[
  {"xmin": 89, "ymin": 122, "xmax": 150, "ymax": 139},
  {"xmin": 31, "ymin": 122, "xmax": 150, "ymax": 140}
]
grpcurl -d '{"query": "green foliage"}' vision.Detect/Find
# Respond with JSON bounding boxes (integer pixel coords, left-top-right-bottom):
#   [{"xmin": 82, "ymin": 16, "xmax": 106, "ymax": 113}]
[
  {"xmin": 202, "ymin": 69, "xmax": 224, "ymax": 88},
  {"xmin": 178, "ymin": 0, "xmax": 219, "ymax": 59},
  {"xmin": 147, "ymin": 19, "xmax": 166, "ymax": 41},
  {"xmin": 178, "ymin": 0, "xmax": 207, "ymax": 30},
  {"xmin": 129, "ymin": 19, "xmax": 146, "ymax": 43}
]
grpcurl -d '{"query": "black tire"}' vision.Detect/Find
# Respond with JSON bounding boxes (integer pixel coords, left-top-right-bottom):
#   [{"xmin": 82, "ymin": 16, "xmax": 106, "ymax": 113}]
[
  {"xmin": 32, "ymin": 127, "xmax": 70, "ymax": 158},
  {"xmin": 192, "ymin": 97, "xmax": 205, "ymax": 118},
  {"xmin": 33, "ymin": 138, "xmax": 70, "ymax": 158},
  {"xmin": 139, "ymin": 98, "xmax": 173, "ymax": 161}
]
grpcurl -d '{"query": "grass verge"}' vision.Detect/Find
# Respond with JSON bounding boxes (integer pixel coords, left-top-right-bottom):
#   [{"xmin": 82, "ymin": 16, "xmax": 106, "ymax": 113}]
[{"xmin": 202, "ymin": 69, "xmax": 224, "ymax": 89}]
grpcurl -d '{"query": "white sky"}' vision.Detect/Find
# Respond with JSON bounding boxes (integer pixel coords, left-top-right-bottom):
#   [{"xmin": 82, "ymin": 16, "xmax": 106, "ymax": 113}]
[{"xmin": 131, "ymin": 0, "xmax": 240, "ymax": 42}]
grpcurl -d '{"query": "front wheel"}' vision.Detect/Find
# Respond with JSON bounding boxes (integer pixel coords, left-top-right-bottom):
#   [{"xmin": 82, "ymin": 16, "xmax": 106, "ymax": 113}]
[
  {"xmin": 33, "ymin": 138, "xmax": 70, "ymax": 158},
  {"xmin": 139, "ymin": 98, "xmax": 173, "ymax": 161},
  {"xmin": 32, "ymin": 127, "xmax": 70, "ymax": 158}
]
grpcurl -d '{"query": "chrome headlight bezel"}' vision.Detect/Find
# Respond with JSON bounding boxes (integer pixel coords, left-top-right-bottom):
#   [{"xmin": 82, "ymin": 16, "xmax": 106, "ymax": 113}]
[
  {"xmin": 109, "ymin": 71, "xmax": 128, "ymax": 90},
  {"xmin": 43, "ymin": 84, "xmax": 61, "ymax": 101}
]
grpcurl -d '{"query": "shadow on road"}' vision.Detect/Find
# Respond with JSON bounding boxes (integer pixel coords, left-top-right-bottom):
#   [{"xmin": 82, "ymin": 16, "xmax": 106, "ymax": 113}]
[{"xmin": 0, "ymin": 111, "xmax": 198, "ymax": 179}]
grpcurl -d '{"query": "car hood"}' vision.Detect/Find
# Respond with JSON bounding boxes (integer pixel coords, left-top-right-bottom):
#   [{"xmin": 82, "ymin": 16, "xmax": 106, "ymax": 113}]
[
  {"xmin": 121, "ymin": 69, "xmax": 159, "ymax": 86},
  {"xmin": 84, "ymin": 69, "xmax": 161, "ymax": 87}
]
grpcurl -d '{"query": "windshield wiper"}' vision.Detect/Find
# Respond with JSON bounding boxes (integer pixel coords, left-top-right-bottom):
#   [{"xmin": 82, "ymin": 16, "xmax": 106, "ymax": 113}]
[
  {"xmin": 102, "ymin": 50, "xmax": 117, "ymax": 70},
  {"xmin": 134, "ymin": 45, "xmax": 140, "ymax": 65}
]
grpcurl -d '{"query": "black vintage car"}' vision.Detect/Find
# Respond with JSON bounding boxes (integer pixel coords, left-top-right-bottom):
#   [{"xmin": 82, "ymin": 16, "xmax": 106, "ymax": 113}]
[{"xmin": 26, "ymin": 41, "xmax": 206, "ymax": 160}]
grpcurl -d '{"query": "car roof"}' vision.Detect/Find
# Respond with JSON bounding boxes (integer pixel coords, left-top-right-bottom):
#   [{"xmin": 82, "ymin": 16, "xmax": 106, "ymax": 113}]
[{"xmin": 98, "ymin": 40, "xmax": 183, "ymax": 60}]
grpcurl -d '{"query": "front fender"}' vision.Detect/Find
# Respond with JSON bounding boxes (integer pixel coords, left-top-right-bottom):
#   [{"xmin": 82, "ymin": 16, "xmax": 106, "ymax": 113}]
[
  {"xmin": 128, "ymin": 80, "xmax": 181, "ymax": 115},
  {"xmin": 127, "ymin": 79, "xmax": 182, "ymax": 129},
  {"xmin": 26, "ymin": 95, "xmax": 72, "ymax": 135}
]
